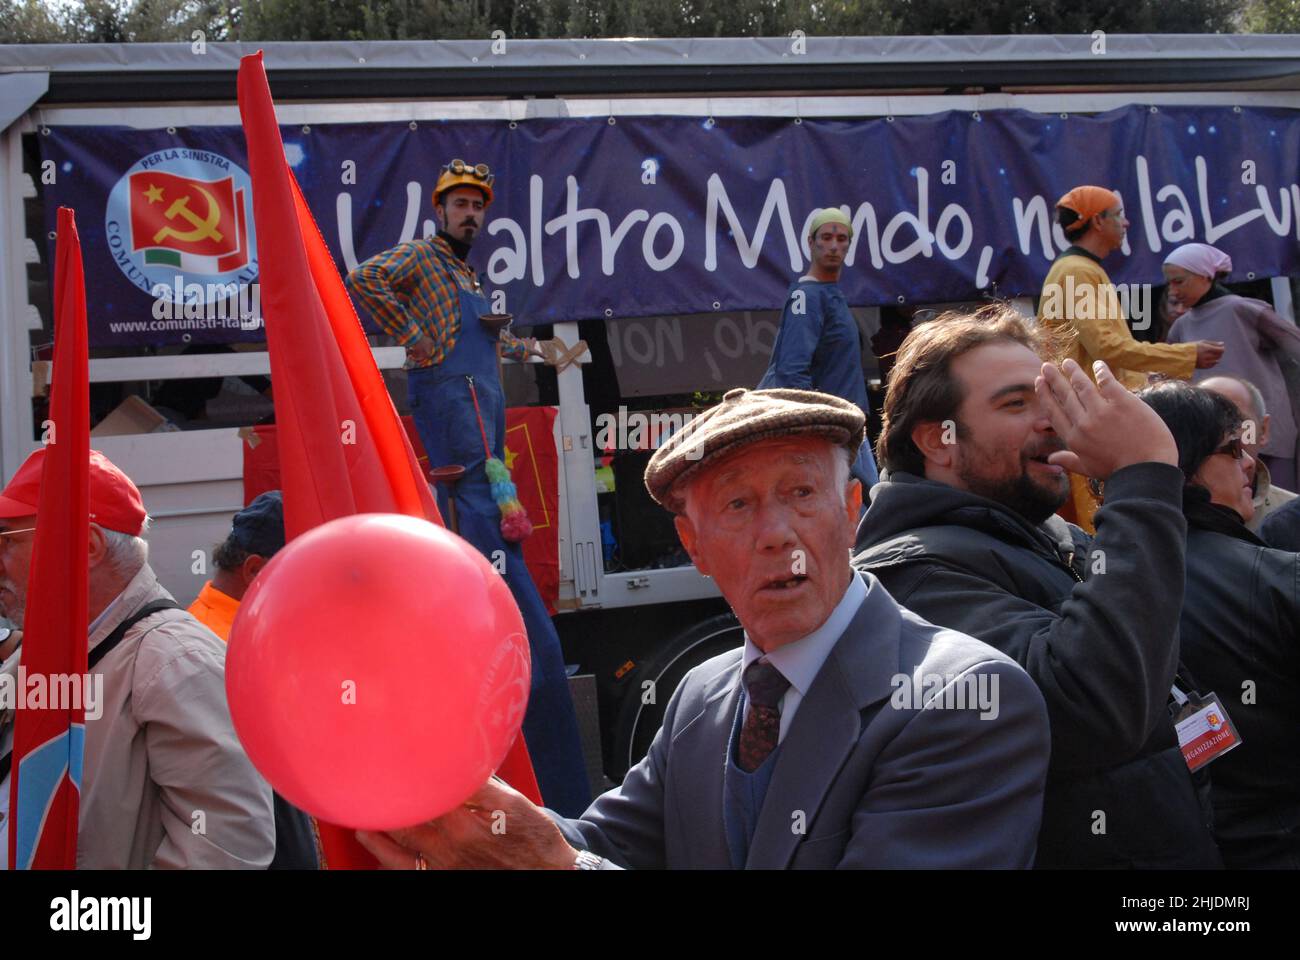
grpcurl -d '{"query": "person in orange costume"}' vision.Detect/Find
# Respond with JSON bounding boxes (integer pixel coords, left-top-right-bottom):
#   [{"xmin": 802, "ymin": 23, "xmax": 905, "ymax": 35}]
[{"xmin": 1036, "ymin": 185, "xmax": 1224, "ymax": 530}]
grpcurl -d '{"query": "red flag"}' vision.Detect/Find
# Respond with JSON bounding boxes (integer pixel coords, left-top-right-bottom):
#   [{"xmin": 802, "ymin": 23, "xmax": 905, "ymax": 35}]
[
  {"xmin": 8, "ymin": 208, "xmax": 90, "ymax": 870},
  {"xmin": 236, "ymin": 52, "xmax": 540, "ymax": 868},
  {"xmin": 506, "ymin": 408, "xmax": 561, "ymax": 615},
  {"xmin": 128, "ymin": 170, "xmax": 241, "ymax": 261}
]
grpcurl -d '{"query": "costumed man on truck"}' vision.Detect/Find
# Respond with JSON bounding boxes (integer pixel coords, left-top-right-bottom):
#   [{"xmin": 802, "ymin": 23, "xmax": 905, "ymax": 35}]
[
  {"xmin": 347, "ymin": 159, "xmax": 592, "ymax": 817},
  {"xmin": 758, "ymin": 207, "xmax": 880, "ymax": 491},
  {"xmin": 1036, "ymin": 184, "xmax": 1224, "ymax": 530}
]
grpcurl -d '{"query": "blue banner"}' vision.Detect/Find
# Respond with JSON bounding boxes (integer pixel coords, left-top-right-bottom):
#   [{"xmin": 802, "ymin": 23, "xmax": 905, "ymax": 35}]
[{"xmin": 39, "ymin": 104, "xmax": 1300, "ymax": 346}]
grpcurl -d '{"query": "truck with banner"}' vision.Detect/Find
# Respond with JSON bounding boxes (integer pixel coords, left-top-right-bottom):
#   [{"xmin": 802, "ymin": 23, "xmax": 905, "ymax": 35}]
[{"xmin": 2, "ymin": 34, "xmax": 1299, "ymax": 778}]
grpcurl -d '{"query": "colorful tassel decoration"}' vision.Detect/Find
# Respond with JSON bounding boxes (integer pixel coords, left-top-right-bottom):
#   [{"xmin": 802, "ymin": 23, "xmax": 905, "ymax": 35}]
[
  {"xmin": 466, "ymin": 375, "xmax": 533, "ymax": 542},
  {"xmin": 485, "ymin": 456, "xmax": 533, "ymax": 542}
]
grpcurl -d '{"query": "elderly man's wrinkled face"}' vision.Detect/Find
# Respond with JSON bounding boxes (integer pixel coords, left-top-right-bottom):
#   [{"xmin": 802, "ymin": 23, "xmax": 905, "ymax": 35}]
[
  {"xmin": 0, "ymin": 514, "xmax": 37, "ymax": 622},
  {"xmin": 674, "ymin": 437, "xmax": 858, "ymax": 653}
]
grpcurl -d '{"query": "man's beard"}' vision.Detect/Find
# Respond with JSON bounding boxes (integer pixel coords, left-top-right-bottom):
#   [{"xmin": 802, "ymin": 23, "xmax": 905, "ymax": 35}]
[
  {"xmin": 956, "ymin": 442, "xmax": 1070, "ymax": 526},
  {"xmin": 960, "ymin": 469, "xmax": 1068, "ymax": 525}
]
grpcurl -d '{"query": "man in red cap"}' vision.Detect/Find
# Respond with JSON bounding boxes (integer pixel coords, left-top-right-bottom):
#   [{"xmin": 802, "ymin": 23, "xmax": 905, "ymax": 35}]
[
  {"xmin": 0, "ymin": 448, "xmax": 275, "ymax": 869},
  {"xmin": 1036, "ymin": 184, "xmax": 1223, "ymax": 530}
]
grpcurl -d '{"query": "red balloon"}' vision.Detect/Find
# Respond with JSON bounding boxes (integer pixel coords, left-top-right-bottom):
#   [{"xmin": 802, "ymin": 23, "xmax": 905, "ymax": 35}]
[{"xmin": 225, "ymin": 513, "xmax": 531, "ymax": 830}]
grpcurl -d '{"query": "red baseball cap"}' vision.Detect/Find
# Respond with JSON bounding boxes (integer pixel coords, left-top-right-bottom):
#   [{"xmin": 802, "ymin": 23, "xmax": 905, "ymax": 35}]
[{"xmin": 0, "ymin": 448, "xmax": 147, "ymax": 536}]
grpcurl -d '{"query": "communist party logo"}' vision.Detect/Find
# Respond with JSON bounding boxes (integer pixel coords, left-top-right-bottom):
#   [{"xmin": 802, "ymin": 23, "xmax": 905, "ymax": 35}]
[{"xmin": 129, "ymin": 169, "xmax": 248, "ymax": 271}]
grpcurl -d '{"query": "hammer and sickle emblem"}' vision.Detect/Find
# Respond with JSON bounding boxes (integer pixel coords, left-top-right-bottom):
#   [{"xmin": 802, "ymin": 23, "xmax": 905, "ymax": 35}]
[{"xmin": 153, "ymin": 185, "xmax": 224, "ymax": 245}]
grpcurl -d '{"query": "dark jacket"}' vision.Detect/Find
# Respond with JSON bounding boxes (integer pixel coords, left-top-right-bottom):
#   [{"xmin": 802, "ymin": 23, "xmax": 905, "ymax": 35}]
[
  {"xmin": 1260, "ymin": 496, "xmax": 1300, "ymax": 553},
  {"xmin": 853, "ymin": 463, "xmax": 1221, "ymax": 869},
  {"xmin": 1179, "ymin": 494, "xmax": 1300, "ymax": 868}
]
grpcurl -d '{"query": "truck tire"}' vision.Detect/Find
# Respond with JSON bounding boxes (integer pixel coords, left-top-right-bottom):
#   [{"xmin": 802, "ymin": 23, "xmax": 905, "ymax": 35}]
[{"xmin": 609, "ymin": 612, "xmax": 743, "ymax": 779}]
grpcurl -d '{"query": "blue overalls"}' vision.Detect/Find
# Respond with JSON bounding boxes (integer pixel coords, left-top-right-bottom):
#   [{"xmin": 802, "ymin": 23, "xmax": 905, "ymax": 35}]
[{"xmin": 407, "ymin": 283, "xmax": 592, "ymax": 817}]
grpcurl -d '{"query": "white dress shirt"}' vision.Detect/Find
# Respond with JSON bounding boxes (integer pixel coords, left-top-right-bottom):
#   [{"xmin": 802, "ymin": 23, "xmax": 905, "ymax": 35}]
[{"xmin": 740, "ymin": 572, "xmax": 867, "ymax": 743}]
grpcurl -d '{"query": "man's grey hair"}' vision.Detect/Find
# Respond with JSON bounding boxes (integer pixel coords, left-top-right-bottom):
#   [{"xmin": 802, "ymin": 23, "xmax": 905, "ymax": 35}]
[
  {"xmin": 676, "ymin": 438, "xmax": 855, "ymax": 517},
  {"xmin": 830, "ymin": 443, "xmax": 852, "ymax": 502},
  {"xmin": 1229, "ymin": 376, "xmax": 1267, "ymax": 420},
  {"xmin": 1202, "ymin": 375, "xmax": 1267, "ymax": 421},
  {"xmin": 98, "ymin": 517, "xmax": 150, "ymax": 582}
]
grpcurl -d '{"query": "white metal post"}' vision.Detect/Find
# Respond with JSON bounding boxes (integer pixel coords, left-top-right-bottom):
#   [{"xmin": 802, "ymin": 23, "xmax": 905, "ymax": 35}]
[
  {"xmin": 0, "ymin": 124, "xmax": 37, "ymax": 482},
  {"xmin": 551, "ymin": 321, "xmax": 602, "ymax": 607},
  {"xmin": 1271, "ymin": 277, "xmax": 1296, "ymax": 326}
]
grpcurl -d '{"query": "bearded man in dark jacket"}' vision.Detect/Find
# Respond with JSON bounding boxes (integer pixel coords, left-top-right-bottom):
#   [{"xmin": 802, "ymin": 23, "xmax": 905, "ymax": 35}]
[{"xmin": 853, "ymin": 304, "xmax": 1221, "ymax": 869}]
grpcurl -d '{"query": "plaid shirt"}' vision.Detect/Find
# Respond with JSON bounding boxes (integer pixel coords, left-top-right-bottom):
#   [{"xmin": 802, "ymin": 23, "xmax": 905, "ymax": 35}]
[{"xmin": 346, "ymin": 234, "xmax": 526, "ymax": 369}]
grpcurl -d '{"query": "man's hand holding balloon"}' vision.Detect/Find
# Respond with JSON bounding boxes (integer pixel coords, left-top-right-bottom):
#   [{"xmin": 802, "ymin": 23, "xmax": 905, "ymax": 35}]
[{"xmin": 356, "ymin": 778, "xmax": 580, "ymax": 870}]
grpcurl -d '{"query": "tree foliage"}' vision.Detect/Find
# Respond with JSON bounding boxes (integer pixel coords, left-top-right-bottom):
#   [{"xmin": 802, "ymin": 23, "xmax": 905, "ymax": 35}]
[
  {"xmin": 1245, "ymin": 0, "xmax": 1300, "ymax": 31},
  {"xmin": 0, "ymin": 0, "xmax": 1272, "ymax": 44},
  {"xmin": 887, "ymin": 0, "xmax": 1244, "ymax": 34}
]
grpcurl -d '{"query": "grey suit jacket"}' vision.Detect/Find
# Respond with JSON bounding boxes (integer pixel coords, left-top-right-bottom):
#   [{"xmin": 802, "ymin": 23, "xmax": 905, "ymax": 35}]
[{"xmin": 555, "ymin": 571, "xmax": 1050, "ymax": 868}]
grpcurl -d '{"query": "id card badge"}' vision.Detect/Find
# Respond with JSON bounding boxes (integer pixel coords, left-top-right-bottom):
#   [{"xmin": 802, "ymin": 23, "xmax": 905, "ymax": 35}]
[{"xmin": 1171, "ymin": 690, "xmax": 1243, "ymax": 772}]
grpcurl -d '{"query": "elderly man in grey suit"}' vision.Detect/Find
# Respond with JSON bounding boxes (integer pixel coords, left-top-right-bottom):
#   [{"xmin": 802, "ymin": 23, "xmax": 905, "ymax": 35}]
[{"xmin": 357, "ymin": 388, "xmax": 1051, "ymax": 869}]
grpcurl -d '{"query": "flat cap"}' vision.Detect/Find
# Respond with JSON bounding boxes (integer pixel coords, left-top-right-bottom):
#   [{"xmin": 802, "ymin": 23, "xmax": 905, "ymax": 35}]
[
  {"xmin": 644, "ymin": 387, "xmax": 865, "ymax": 510},
  {"xmin": 230, "ymin": 490, "xmax": 285, "ymax": 558}
]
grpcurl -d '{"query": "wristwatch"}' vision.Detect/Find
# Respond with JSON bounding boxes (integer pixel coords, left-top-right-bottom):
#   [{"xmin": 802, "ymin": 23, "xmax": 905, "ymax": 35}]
[{"xmin": 572, "ymin": 850, "xmax": 604, "ymax": 870}]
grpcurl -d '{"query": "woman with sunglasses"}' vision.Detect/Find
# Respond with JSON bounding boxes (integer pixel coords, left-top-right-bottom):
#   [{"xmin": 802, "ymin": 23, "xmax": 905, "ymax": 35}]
[{"xmin": 1139, "ymin": 379, "xmax": 1300, "ymax": 869}]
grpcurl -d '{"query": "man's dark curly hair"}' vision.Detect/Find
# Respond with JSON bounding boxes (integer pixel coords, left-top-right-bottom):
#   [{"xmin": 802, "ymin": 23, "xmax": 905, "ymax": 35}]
[{"xmin": 212, "ymin": 534, "xmax": 251, "ymax": 573}]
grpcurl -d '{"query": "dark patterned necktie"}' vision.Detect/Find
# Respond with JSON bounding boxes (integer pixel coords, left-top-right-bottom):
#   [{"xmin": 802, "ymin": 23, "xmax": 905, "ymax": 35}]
[{"xmin": 737, "ymin": 658, "xmax": 791, "ymax": 773}]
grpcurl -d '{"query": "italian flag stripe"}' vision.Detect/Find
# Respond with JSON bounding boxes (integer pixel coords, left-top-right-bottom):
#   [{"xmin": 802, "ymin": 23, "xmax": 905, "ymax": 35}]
[{"xmin": 143, "ymin": 249, "xmax": 223, "ymax": 273}]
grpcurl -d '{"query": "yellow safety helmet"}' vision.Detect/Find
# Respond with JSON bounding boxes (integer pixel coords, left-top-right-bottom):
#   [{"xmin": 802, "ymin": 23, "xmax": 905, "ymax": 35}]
[{"xmin": 434, "ymin": 158, "xmax": 495, "ymax": 206}]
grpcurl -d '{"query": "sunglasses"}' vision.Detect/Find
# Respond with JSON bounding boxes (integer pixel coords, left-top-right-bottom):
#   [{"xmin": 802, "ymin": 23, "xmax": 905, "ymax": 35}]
[
  {"xmin": 1214, "ymin": 437, "xmax": 1245, "ymax": 460},
  {"xmin": 443, "ymin": 159, "xmax": 495, "ymax": 186}
]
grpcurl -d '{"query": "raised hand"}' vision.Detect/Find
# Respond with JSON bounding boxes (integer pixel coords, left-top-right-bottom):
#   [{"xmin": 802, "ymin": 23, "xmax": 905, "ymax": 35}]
[{"xmin": 1035, "ymin": 359, "xmax": 1178, "ymax": 479}]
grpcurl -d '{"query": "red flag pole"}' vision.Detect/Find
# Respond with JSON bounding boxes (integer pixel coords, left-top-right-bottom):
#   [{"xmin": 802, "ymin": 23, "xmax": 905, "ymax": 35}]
[{"xmin": 8, "ymin": 208, "xmax": 90, "ymax": 870}]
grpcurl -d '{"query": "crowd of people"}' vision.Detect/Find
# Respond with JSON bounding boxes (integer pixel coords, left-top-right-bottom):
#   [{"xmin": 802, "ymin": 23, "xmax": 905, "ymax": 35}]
[
  {"xmin": 0, "ymin": 175, "xmax": 1296, "ymax": 870},
  {"xmin": 365, "ymin": 181, "xmax": 1298, "ymax": 870}
]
